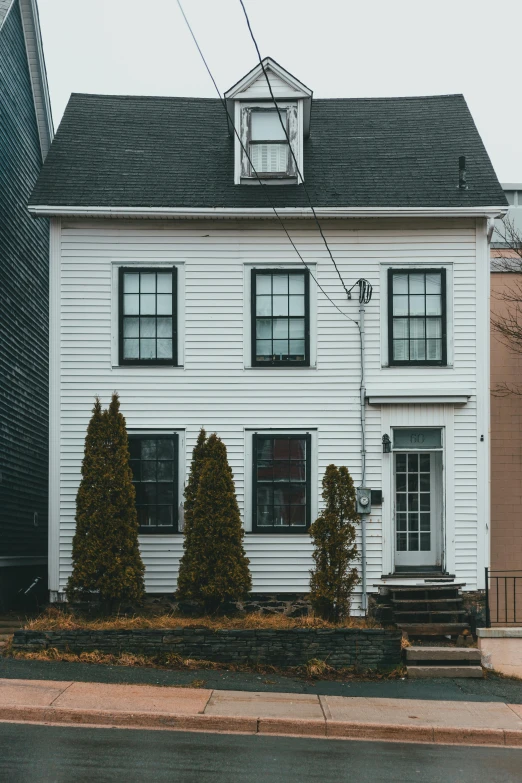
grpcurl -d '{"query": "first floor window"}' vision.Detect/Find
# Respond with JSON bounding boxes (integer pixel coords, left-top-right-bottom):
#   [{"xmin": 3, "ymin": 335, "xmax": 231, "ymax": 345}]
[
  {"xmin": 388, "ymin": 268, "xmax": 446, "ymax": 366},
  {"xmin": 119, "ymin": 267, "xmax": 177, "ymax": 365},
  {"xmin": 253, "ymin": 433, "xmax": 311, "ymax": 533},
  {"xmin": 252, "ymin": 269, "xmax": 310, "ymax": 366},
  {"xmin": 129, "ymin": 434, "xmax": 178, "ymax": 533}
]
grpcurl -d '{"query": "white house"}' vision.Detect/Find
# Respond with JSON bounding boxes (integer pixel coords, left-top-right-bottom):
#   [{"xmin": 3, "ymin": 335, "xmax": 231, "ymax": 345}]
[{"xmin": 30, "ymin": 59, "xmax": 507, "ymax": 613}]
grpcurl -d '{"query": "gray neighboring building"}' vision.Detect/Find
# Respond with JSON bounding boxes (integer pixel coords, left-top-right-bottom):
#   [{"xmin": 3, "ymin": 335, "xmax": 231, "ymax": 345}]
[{"xmin": 0, "ymin": 0, "xmax": 53, "ymax": 610}]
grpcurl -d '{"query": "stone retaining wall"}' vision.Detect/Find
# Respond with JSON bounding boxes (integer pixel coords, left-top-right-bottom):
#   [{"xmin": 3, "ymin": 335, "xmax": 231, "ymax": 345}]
[{"xmin": 12, "ymin": 628, "xmax": 402, "ymax": 669}]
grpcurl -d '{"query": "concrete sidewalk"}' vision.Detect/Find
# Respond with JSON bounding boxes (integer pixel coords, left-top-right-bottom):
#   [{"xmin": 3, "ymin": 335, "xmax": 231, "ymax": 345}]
[{"xmin": 1, "ymin": 678, "xmax": 522, "ymax": 748}]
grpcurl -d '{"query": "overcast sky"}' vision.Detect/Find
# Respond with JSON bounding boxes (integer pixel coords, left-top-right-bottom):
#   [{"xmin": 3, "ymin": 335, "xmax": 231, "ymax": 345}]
[{"xmin": 38, "ymin": 0, "xmax": 521, "ymax": 183}]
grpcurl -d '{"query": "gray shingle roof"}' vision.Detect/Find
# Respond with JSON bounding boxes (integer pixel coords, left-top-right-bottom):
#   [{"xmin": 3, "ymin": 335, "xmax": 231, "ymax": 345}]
[
  {"xmin": 29, "ymin": 92, "xmax": 507, "ymax": 209},
  {"xmin": 0, "ymin": 0, "xmax": 14, "ymax": 29}
]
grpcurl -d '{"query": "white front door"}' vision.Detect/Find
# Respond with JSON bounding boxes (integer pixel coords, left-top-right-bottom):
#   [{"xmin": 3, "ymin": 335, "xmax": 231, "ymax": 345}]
[{"xmin": 394, "ymin": 450, "xmax": 443, "ymax": 569}]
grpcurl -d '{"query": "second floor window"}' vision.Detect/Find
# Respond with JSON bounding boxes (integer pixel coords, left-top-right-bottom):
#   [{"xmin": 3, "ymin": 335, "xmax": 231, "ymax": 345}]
[
  {"xmin": 119, "ymin": 267, "xmax": 177, "ymax": 366},
  {"xmin": 388, "ymin": 268, "xmax": 447, "ymax": 366},
  {"xmin": 251, "ymin": 269, "xmax": 310, "ymax": 366}
]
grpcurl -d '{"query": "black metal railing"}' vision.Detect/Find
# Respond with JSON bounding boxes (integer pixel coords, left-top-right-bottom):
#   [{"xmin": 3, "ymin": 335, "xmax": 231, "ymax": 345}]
[{"xmin": 485, "ymin": 568, "xmax": 522, "ymax": 627}]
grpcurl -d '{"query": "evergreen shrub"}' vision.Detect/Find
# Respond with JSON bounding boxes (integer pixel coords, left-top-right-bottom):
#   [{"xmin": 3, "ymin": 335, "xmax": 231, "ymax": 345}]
[
  {"xmin": 67, "ymin": 394, "xmax": 145, "ymax": 606},
  {"xmin": 309, "ymin": 464, "xmax": 359, "ymax": 622},
  {"xmin": 176, "ymin": 432, "xmax": 251, "ymax": 611}
]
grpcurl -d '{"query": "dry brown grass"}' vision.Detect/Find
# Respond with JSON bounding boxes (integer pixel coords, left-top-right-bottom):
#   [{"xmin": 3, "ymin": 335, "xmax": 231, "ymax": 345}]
[
  {"xmin": 7, "ymin": 646, "xmax": 403, "ymax": 681},
  {"xmin": 24, "ymin": 606, "xmax": 383, "ymax": 632}
]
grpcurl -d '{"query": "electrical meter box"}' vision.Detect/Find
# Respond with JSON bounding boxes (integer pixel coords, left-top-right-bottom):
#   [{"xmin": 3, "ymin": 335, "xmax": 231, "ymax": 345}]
[{"xmin": 356, "ymin": 487, "xmax": 372, "ymax": 515}]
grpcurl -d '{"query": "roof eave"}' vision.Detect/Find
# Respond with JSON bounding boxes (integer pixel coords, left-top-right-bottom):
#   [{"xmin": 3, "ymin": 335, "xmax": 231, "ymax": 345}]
[
  {"xmin": 28, "ymin": 205, "xmax": 509, "ymax": 219},
  {"xmin": 19, "ymin": 0, "xmax": 53, "ymax": 159}
]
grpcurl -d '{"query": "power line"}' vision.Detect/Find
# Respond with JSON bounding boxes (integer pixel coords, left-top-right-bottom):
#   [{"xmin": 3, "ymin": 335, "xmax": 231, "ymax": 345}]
[
  {"xmin": 176, "ymin": 0, "xmax": 357, "ymax": 327},
  {"xmin": 238, "ymin": 0, "xmax": 350, "ymax": 299}
]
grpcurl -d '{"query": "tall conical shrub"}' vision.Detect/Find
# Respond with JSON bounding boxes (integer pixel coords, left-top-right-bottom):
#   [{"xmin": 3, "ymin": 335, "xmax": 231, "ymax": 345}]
[
  {"xmin": 177, "ymin": 433, "xmax": 251, "ymax": 611},
  {"xmin": 67, "ymin": 393, "xmax": 145, "ymax": 605},
  {"xmin": 177, "ymin": 428, "xmax": 208, "ymax": 597},
  {"xmin": 309, "ymin": 464, "xmax": 359, "ymax": 622}
]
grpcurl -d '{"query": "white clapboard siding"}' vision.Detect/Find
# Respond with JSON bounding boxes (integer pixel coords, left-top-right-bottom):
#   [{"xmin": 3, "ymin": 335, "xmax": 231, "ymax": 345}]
[{"xmin": 53, "ymin": 217, "xmax": 485, "ymax": 607}]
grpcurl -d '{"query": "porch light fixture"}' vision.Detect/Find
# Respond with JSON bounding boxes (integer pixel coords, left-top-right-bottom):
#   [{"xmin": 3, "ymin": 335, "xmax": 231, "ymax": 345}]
[{"xmin": 382, "ymin": 434, "xmax": 391, "ymax": 453}]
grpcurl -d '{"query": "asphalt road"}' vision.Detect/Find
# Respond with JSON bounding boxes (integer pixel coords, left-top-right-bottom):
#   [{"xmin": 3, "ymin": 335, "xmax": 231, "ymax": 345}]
[
  {"xmin": 0, "ymin": 723, "xmax": 521, "ymax": 783},
  {"xmin": 2, "ymin": 657, "xmax": 522, "ymax": 702}
]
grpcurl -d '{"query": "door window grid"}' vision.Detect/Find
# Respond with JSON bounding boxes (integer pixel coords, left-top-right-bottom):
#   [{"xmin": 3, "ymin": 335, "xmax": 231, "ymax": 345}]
[
  {"xmin": 129, "ymin": 435, "xmax": 178, "ymax": 533},
  {"xmin": 389, "ymin": 269, "xmax": 446, "ymax": 365},
  {"xmin": 252, "ymin": 270, "xmax": 309, "ymax": 366},
  {"xmin": 253, "ymin": 434, "xmax": 311, "ymax": 533},
  {"xmin": 120, "ymin": 268, "xmax": 176, "ymax": 365},
  {"xmin": 395, "ymin": 452, "xmax": 431, "ymax": 552}
]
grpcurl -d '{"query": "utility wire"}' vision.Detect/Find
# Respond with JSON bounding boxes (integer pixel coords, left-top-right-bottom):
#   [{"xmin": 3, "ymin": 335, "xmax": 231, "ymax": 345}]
[
  {"xmin": 238, "ymin": 0, "xmax": 350, "ymax": 299},
  {"xmin": 176, "ymin": 0, "xmax": 357, "ymax": 327}
]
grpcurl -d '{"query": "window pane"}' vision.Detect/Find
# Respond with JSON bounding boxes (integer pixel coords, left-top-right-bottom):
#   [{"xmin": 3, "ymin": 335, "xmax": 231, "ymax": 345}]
[
  {"xmin": 409, "ymin": 274, "xmax": 425, "ymax": 294},
  {"xmin": 157, "ymin": 440, "xmax": 174, "ymax": 460},
  {"xmin": 124, "ymin": 273, "xmax": 139, "ymax": 293},
  {"xmin": 273, "ymin": 296, "xmax": 288, "ymax": 316},
  {"xmin": 124, "ymin": 339, "xmax": 139, "ymax": 359},
  {"xmin": 420, "ymin": 533, "xmax": 431, "ymax": 551},
  {"xmin": 396, "ymin": 473, "xmax": 406, "ymax": 492},
  {"xmin": 393, "ymin": 274, "xmax": 408, "ymax": 294},
  {"xmin": 157, "ymin": 339, "xmax": 172, "ymax": 359},
  {"xmin": 409, "ymin": 295, "xmax": 425, "ymax": 316},
  {"xmin": 426, "ymin": 318, "xmax": 441, "ymax": 338},
  {"xmin": 289, "ymin": 296, "xmax": 305, "ymax": 316},
  {"xmin": 273, "ymin": 339, "xmax": 288, "ymax": 358},
  {"xmin": 290, "ymin": 506, "xmax": 306, "ymax": 525},
  {"xmin": 393, "ymin": 295, "xmax": 408, "ymax": 316},
  {"xmin": 408, "ymin": 453, "xmax": 418, "ymax": 471},
  {"xmin": 157, "ymin": 273, "xmax": 172, "ymax": 293},
  {"xmin": 420, "ymin": 494, "xmax": 430, "ymax": 511},
  {"xmin": 157, "ymin": 317, "xmax": 172, "ymax": 338},
  {"xmin": 409, "ymin": 513, "xmax": 419, "ymax": 531},
  {"xmin": 140, "ymin": 294, "xmax": 156, "ymax": 315},
  {"xmin": 257, "ymin": 439, "xmax": 273, "ymax": 460},
  {"xmin": 289, "ymin": 340, "xmax": 305, "ymax": 358},
  {"xmin": 420, "ymin": 474, "xmax": 430, "ymax": 491},
  {"xmin": 426, "ymin": 339, "xmax": 441, "ymax": 360},
  {"xmin": 396, "ymin": 513, "xmax": 407, "ymax": 531},
  {"xmin": 157, "ymin": 295, "xmax": 172, "ymax": 315},
  {"xmin": 396, "ymin": 494, "xmax": 407, "ymax": 511},
  {"xmin": 426, "ymin": 295, "xmax": 441, "ymax": 316},
  {"xmin": 141, "ymin": 440, "xmax": 157, "ymax": 459},
  {"xmin": 290, "ymin": 439, "xmax": 306, "ymax": 459},
  {"xmin": 408, "ymin": 494, "xmax": 418, "ymax": 511},
  {"xmin": 426, "ymin": 273, "xmax": 441, "ymax": 294},
  {"xmin": 420, "ymin": 513, "xmax": 431, "ymax": 531},
  {"xmin": 408, "ymin": 473, "xmax": 418, "ymax": 492},
  {"xmin": 393, "ymin": 318, "xmax": 408, "ymax": 339},
  {"xmin": 420, "ymin": 454, "xmax": 430, "ymax": 471},
  {"xmin": 251, "ymin": 110, "xmax": 286, "ymax": 140},
  {"xmin": 124, "ymin": 294, "xmax": 139, "ymax": 315},
  {"xmin": 257, "ymin": 486, "xmax": 273, "ymax": 506},
  {"xmin": 256, "ymin": 276, "xmax": 271, "ymax": 294},
  {"xmin": 273, "ymin": 275, "xmax": 288, "ymax": 294},
  {"xmin": 157, "ymin": 485, "xmax": 174, "ymax": 505},
  {"xmin": 157, "ymin": 506, "xmax": 173, "ymax": 526},
  {"xmin": 273, "ymin": 439, "xmax": 290, "ymax": 460},
  {"xmin": 124, "ymin": 317, "xmax": 139, "ymax": 337},
  {"xmin": 256, "ymin": 340, "xmax": 272, "ymax": 358},
  {"xmin": 256, "ymin": 319, "xmax": 272, "ymax": 339},
  {"xmin": 140, "ymin": 317, "xmax": 156, "ymax": 338},
  {"xmin": 410, "ymin": 340, "xmax": 426, "ymax": 360},
  {"xmin": 140, "ymin": 273, "xmax": 156, "ymax": 293},
  {"xmin": 289, "ymin": 319, "xmax": 305, "ymax": 338},
  {"xmin": 393, "ymin": 339, "xmax": 408, "ymax": 360},
  {"xmin": 396, "ymin": 453, "xmax": 407, "ymax": 471},
  {"xmin": 289, "ymin": 275, "xmax": 305, "ymax": 293},
  {"xmin": 273, "ymin": 319, "xmax": 289, "ymax": 339},
  {"xmin": 409, "ymin": 319, "xmax": 425, "ymax": 339},
  {"xmin": 142, "ymin": 461, "xmax": 156, "ymax": 482},
  {"xmin": 397, "ymin": 532, "xmax": 407, "ymax": 551},
  {"xmin": 257, "ymin": 461, "xmax": 272, "ymax": 481},
  {"xmin": 140, "ymin": 339, "xmax": 156, "ymax": 359},
  {"xmin": 256, "ymin": 296, "xmax": 272, "ymax": 316},
  {"xmin": 409, "ymin": 533, "xmax": 419, "ymax": 550}
]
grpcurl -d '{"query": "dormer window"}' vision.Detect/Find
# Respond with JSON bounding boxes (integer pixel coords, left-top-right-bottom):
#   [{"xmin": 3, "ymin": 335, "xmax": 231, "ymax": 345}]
[
  {"xmin": 225, "ymin": 57, "xmax": 312, "ymax": 185},
  {"xmin": 250, "ymin": 109, "xmax": 290, "ymax": 176}
]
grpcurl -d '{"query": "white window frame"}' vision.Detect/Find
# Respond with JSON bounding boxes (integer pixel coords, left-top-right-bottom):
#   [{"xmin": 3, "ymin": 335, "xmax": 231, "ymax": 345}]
[
  {"xmin": 243, "ymin": 428, "xmax": 318, "ymax": 533},
  {"xmin": 235, "ymin": 101, "xmax": 303, "ymax": 185},
  {"xmin": 111, "ymin": 261, "xmax": 185, "ymax": 368},
  {"xmin": 380, "ymin": 262, "xmax": 454, "ymax": 368},
  {"xmin": 243, "ymin": 262, "xmax": 317, "ymax": 369}
]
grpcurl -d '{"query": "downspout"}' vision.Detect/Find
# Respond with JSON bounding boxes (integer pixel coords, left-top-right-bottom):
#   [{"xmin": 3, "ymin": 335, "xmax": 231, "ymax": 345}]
[{"xmin": 359, "ymin": 299, "xmax": 367, "ymax": 613}]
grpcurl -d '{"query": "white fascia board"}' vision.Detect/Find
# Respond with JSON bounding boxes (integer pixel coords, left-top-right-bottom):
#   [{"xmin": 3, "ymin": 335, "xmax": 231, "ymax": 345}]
[
  {"xmin": 224, "ymin": 57, "xmax": 312, "ymax": 99},
  {"xmin": 19, "ymin": 0, "xmax": 54, "ymax": 158},
  {"xmin": 28, "ymin": 205, "xmax": 509, "ymax": 219},
  {"xmin": 367, "ymin": 394, "xmax": 471, "ymax": 405}
]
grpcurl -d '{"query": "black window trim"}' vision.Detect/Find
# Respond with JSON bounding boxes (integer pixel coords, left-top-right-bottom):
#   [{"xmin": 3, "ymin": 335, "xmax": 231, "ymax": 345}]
[
  {"xmin": 129, "ymin": 432, "xmax": 180, "ymax": 535},
  {"xmin": 387, "ymin": 267, "xmax": 447, "ymax": 367},
  {"xmin": 251, "ymin": 268, "xmax": 310, "ymax": 367},
  {"xmin": 118, "ymin": 266, "xmax": 178, "ymax": 367},
  {"xmin": 252, "ymin": 432, "xmax": 312, "ymax": 534}
]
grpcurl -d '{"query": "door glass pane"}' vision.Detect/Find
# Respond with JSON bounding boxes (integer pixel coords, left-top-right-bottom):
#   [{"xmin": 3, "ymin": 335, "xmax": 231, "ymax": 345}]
[
  {"xmin": 395, "ymin": 452, "xmax": 432, "ymax": 553},
  {"xmin": 394, "ymin": 429, "xmax": 442, "ymax": 449}
]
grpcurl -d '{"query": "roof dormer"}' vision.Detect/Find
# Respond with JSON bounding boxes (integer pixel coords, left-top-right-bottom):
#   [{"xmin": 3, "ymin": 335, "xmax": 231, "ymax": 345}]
[{"xmin": 225, "ymin": 58, "xmax": 312, "ymax": 185}]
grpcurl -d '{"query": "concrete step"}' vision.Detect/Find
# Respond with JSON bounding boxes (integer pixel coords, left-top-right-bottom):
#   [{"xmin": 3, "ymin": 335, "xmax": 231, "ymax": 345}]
[
  {"xmin": 407, "ymin": 665, "xmax": 483, "ymax": 679},
  {"xmin": 398, "ymin": 623, "xmax": 470, "ymax": 637},
  {"xmin": 405, "ymin": 646, "xmax": 481, "ymax": 662}
]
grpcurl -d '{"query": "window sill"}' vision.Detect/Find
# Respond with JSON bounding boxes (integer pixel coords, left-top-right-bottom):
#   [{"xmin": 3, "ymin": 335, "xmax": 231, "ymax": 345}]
[
  {"xmin": 244, "ymin": 365, "xmax": 316, "ymax": 371},
  {"xmin": 246, "ymin": 530, "xmax": 311, "ymax": 535},
  {"xmin": 138, "ymin": 530, "xmax": 182, "ymax": 536},
  {"xmin": 240, "ymin": 177, "xmax": 298, "ymax": 186},
  {"xmin": 113, "ymin": 364, "xmax": 185, "ymax": 370},
  {"xmin": 381, "ymin": 363, "xmax": 453, "ymax": 370}
]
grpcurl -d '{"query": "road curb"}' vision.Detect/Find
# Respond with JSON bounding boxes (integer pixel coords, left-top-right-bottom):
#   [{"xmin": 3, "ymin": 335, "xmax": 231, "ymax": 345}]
[{"xmin": 1, "ymin": 705, "xmax": 522, "ymax": 747}]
